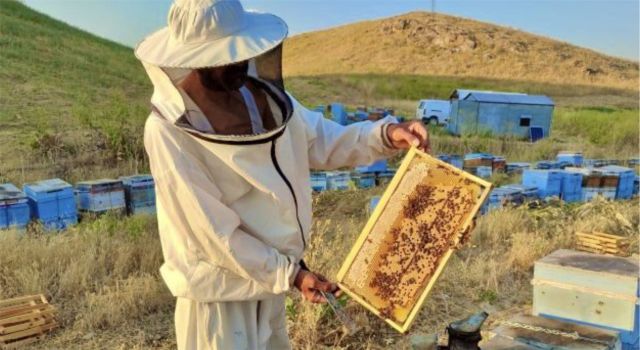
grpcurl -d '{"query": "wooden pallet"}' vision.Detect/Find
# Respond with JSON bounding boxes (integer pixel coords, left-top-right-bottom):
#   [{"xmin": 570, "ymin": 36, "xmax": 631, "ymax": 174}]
[
  {"xmin": 0, "ymin": 295, "xmax": 58, "ymax": 349},
  {"xmin": 575, "ymin": 231, "xmax": 630, "ymax": 257},
  {"xmin": 337, "ymin": 147, "xmax": 492, "ymax": 333}
]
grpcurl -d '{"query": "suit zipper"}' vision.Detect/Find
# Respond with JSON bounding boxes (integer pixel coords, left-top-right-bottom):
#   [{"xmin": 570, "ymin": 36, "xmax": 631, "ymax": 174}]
[{"xmin": 270, "ymin": 140, "xmax": 306, "ymax": 248}]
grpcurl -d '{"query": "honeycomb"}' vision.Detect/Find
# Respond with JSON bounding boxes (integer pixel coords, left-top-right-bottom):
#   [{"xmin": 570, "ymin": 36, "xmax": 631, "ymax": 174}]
[{"xmin": 340, "ymin": 154, "xmax": 489, "ymax": 328}]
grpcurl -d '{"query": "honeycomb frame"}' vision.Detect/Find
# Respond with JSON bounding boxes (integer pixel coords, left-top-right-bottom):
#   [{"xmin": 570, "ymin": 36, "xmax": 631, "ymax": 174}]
[{"xmin": 336, "ymin": 147, "xmax": 492, "ymax": 333}]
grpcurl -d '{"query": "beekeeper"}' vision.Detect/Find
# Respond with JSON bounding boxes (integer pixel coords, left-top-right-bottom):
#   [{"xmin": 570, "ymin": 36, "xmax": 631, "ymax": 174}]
[{"xmin": 135, "ymin": 0, "xmax": 430, "ymax": 348}]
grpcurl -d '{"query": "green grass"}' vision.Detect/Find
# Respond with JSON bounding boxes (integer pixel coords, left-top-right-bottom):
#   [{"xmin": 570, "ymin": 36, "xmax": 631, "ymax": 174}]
[
  {"xmin": 287, "ymin": 74, "xmax": 639, "ymax": 111},
  {"xmin": 0, "ymin": 0, "xmax": 150, "ymax": 181},
  {"xmin": 553, "ymin": 107, "xmax": 639, "ymax": 153}
]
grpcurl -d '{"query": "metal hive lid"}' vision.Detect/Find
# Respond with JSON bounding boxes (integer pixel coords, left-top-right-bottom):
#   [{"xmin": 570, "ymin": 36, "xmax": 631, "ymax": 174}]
[
  {"xmin": 0, "ymin": 183, "xmax": 25, "ymax": 200},
  {"xmin": 450, "ymin": 89, "xmax": 554, "ymax": 106},
  {"xmin": 24, "ymin": 178, "xmax": 71, "ymax": 193}
]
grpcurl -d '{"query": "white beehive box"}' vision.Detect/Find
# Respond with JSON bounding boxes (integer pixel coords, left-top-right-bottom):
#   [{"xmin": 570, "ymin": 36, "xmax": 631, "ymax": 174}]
[{"xmin": 532, "ymin": 249, "xmax": 639, "ymax": 341}]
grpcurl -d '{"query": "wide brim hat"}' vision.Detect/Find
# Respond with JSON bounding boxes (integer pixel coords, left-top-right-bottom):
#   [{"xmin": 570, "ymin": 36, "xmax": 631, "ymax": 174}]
[{"xmin": 135, "ymin": 0, "xmax": 288, "ymax": 69}]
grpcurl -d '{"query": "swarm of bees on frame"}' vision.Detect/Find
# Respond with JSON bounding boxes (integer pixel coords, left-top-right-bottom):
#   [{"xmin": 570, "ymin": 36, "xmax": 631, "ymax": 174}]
[{"xmin": 360, "ymin": 163, "xmax": 477, "ymax": 323}]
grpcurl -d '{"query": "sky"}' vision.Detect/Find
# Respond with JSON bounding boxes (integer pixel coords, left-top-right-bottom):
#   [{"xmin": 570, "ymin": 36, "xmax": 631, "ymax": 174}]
[{"xmin": 23, "ymin": 0, "xmax": 640, "ymax": 61}]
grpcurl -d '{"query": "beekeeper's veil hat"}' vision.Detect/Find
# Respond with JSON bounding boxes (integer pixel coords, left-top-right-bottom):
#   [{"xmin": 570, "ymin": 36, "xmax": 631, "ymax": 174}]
[{"xmin": 135, "ymin": 0, "xmax": 289, "ymax": 125}]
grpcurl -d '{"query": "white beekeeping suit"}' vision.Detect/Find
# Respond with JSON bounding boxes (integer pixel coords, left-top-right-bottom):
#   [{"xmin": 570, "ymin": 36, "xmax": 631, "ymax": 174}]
[{"xmin": 135, "ymin": 0, "xmax": 398, "ymax": 348}]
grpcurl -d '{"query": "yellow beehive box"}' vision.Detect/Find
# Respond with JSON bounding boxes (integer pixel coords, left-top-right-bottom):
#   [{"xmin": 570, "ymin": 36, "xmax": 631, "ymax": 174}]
[{"xmin": 336, "ymin": 147, "xmax": 492, "ymax": 333}]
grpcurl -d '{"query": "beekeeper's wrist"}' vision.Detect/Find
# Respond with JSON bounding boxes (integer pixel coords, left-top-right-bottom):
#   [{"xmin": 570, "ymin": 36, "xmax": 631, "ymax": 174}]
[
  {"xmin": 290, "ymin": 263, "xmax": 302, "ymax": 288},
  {"xmin": 380, "ymin": 120, "xmax": 399, "ymax": 150}
]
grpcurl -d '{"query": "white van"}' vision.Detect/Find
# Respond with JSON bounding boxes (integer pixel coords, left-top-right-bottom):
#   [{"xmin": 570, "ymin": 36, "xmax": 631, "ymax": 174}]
[{"xmin": 416, "ymin": 99, "xmax": 451, "ymax": 125}]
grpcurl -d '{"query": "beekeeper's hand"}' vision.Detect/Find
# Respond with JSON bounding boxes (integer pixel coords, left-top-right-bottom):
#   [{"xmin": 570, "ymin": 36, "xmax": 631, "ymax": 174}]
[
  {"xmin": 294, "ymin": 270, "xmax": 340, "ymax": 303},
  {"xmin": 386, "ymin": 120, "xmax": 431, "ymax": 153}
]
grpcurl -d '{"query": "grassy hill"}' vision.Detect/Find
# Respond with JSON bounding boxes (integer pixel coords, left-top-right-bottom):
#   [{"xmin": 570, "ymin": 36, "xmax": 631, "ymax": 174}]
[
  {"xmin": 284, "ymin": 11, "xmax": 639, "ymax": 90},
  {"xmin": 0, "ymin": 0, "xmax": 152, "ymax": 183},
  {"xmin": 0, "ymin": 1, "xmax": 638, "ymax": 186}
]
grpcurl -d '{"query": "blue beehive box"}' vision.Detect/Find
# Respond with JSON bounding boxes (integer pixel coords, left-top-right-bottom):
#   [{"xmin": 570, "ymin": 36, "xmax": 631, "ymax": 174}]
[
  {"xmin": 562, "ymin": 192, "xmax": 583, "ymax": 203},
  {"xmin": 356, "ymin": 159, "xmax": 387, "ymax": 173},
  {"xmin": 313, "ymin": 105, "xmax": 326, "ymax": 114},
  {"xmin": 506, "ymin": 162, "xmax": 531, "ymax": 174},
  {"xmin": 449, "ymin": 155, "xmax": 463, "ymax": 169},
  {"xmin": 535, "ymin": 160, "xmax": 564, "ymax": 170},
  {"xmin": 582, "ymin": 187, "xmax": 616, "ymax": 201},
  {"xmin": 463, "ymin": 153, "xmax": 493, "ymax": 175},
  {"xmin": 556, "ymin": 152, "xmax": 584, "ymax": 167},
  {"xmin": 598, "ymin": 166, "xmax": 635, "ymax": 200},
  {"xmin": 564, "ymin": 168, "xmax": 610, "ymax": 202},
  {"xmin": 483, "ymin": 187, "xmax": 524, "ymax": 213},
  {"xmin": 502, "ymin": 184, "xmax": 539, "ymax": 200},
  {"xmin": 330, "ymin": 103, "xmax": 347, "ymax": 125},
  {"xmin": 23, "ymin": 178, "xmax": 77, "ymax": 230},
  {"xmin": 352, "ymin": 173, "xmax": 376, "ymax": 189},
  {"xmin": 327, "ymin": 171, "xmax": 350, "ymax": 191},
  {"xmin": 376, "ymin": 170, "xmax": 395, "ymax": 186},
  {"xmin": 476, "ymin": 166, "xmax": 492, "ymax": 179},
  {"xmin": 464, "ymin": 152, "xmax": 494, "ymax": 162},
  {"xmin": 634, "ymin": 176, "xmax": 639, "ymax": 197},
  {"xmin": 437, "ymin": 154, "xmax": 463, "ymax": 169},
  {"xmin": 75, "ymin": 179, "xmax": 126, "ymax": 213},
  {"xmin": 354, "ymin": 111, "xmax": 368, "ymax": 121},
  {"xmin": 120, "ymin": 175, "xmax": 156, "ymax": 215},
  {"xmin": 523, "ymin": 170, "xmax": 562, "ymax": 199},
  {"xmin": 559, "ymin": 171, "xmax": 583, "ymax": 203},
  {"xmin": 310, "ymin": 172, "xmax": 327, "ymax": 192},
  {"xmin": 436, "ymin": 154, "xmax": 450, "ymax": 163},
  {"xmin": 0, "ymin": 183, "xmax": 30, "ymax": 230},
  {"xmin": 584, "ymin": 159, "xmax": 610, "ymax": 168}
]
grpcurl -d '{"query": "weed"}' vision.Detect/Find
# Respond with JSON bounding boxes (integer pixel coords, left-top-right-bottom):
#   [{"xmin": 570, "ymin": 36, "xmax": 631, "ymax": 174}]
[
  {"xmin": 285, "ymin": 296, "xmax": 298, "ymax": 321},
  {"xmin": 477, "ymin": 289, "xmax": 498, "ymax": 304}
]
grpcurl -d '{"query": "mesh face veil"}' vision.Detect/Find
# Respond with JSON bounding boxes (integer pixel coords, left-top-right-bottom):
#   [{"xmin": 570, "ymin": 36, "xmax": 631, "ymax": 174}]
[
  {"xmin": 248, "ymin": 44, "xmax": 284, "ymax": 92},
  {"xmin": 146, "ymin": 43, "xmax": 292, "ymax": 137}
]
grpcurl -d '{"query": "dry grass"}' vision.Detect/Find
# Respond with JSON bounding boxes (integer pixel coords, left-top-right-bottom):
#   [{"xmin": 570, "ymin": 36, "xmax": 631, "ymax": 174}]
[
  {"xmin": 0, "ymin": 190, "xmax": 637, "ymax": 349},
  {"xmin": 288, "ymin": 191, "xmax": 639, "ymax": 349},
  {"xmin": 0, "ymin": 213, "xmax": 175, "ymax": 349},
  {"xmin": 284, "ymin": 12, "xmax": 639, "ymax": 90}
]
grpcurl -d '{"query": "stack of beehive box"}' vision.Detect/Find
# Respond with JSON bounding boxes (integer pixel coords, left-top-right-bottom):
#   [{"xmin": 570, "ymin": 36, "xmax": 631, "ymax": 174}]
[
  {"xmin": 0, "ymin": 295, "xmax": 57, "ymax": 349},
  {"xmin": 557, "ymin": 151, "xmax": 584, "ymax": 167},
  {"xmin": 0, "ymin": 184, "xmax": 30, "ymax": 230},
  {"xmin": 119, "ymin": 175, "xmax": 156, "ymax": 215},
  {"xmin": 559, "ymin": 171, "xmax": 583, "ymax": 203},
  {"xmin": 575, "ymin": 231, "xmax": 630, "ymax": 257},
  {"xmin": 522, "ymin": 169, "xmax": 562, "ymax": 199},
  {"xmin": 23, "ymin": 178, "xmax": 78, "ymax": 231},
  {"xmin": 463, "ymin": 153, "xmax": 494, "ymax": 176},
  {"xmin": 74, "ymin": 179, "xmax": 126, "ymax": 214},
  {"xmin": 491, "ymin": 156, "xmax": 506, "ymax": 173}
]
